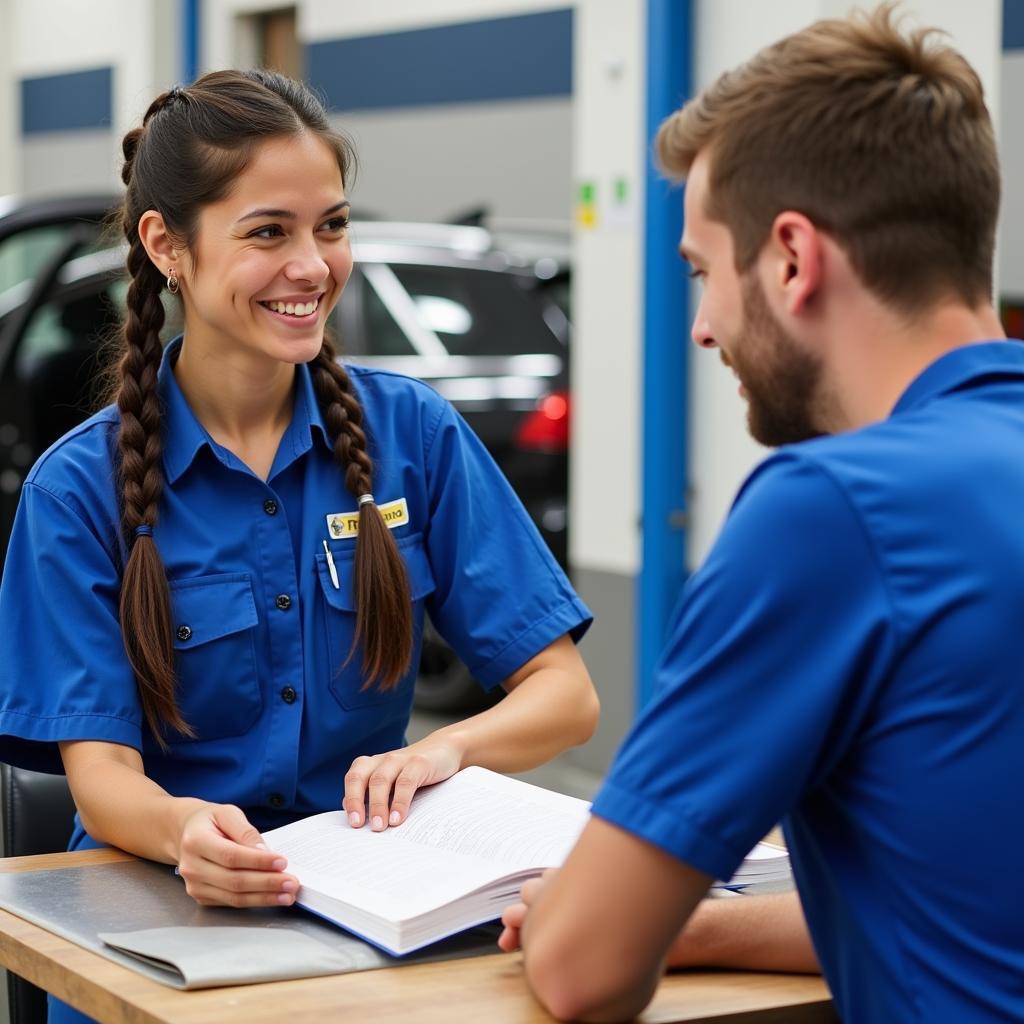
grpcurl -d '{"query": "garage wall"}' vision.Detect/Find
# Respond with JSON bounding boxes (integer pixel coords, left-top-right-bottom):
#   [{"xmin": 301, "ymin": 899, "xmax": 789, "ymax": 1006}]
[
  {"xmin": 10, "ymin": 0, "xmax": 177, "ymax": 198},
  {"xmin": 306, "ymin": 9, "xmax": 573, "ymax": 222}
]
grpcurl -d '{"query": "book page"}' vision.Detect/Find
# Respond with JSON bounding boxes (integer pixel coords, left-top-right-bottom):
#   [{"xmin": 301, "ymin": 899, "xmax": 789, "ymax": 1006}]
[
  {"xmin": 264, "ymin": 768, "xmax": 590, "ymax": 921},
  {"xmin": 742, "ymin": 842, "xmax": 787, "ymax": 860},
  {"xmin": 394, "ymin": 772, "xmax": 587, "ymax": 865}
]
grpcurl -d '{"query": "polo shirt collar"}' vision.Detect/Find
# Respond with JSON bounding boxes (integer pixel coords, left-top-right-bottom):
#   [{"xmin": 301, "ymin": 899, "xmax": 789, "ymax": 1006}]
[
  {"xmin": 891, "ymin": 339, "xmax": 1024, "ymax": 417},
  {"xmin": 158, "ymin": 336, "xmax": 333, "ymax": 485}
]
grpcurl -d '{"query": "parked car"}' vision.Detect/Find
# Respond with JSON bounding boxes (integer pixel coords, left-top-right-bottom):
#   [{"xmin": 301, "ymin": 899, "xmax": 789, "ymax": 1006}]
[{"xmin": 0, "ymin": 195, "xmax": 572, "ymax": 712}]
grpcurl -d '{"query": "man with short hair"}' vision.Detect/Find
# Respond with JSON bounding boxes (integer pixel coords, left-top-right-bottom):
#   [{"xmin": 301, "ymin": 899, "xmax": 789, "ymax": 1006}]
[{"xmin": 499, "ymin": 7, "xmax": 1022, "ymax": 1022}]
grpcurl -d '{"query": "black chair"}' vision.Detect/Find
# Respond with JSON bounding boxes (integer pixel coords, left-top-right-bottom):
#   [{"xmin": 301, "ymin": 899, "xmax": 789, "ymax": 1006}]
[{"xmin": 0, "ymin": 765, "xmax": 77, "ymax": 1024}]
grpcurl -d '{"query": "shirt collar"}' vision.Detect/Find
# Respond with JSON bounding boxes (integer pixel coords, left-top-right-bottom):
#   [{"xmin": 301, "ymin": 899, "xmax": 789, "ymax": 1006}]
[
  {"xmin": 891, "ymin": 339, "xmax": 1024, "ymax": 417},
  {"xmin": 291, "ymin": 350, "xmax": 334, "ymax": 458},
  {"xmin": 159, "ymin": 337, "xmax": 334, "ymax": 485}
]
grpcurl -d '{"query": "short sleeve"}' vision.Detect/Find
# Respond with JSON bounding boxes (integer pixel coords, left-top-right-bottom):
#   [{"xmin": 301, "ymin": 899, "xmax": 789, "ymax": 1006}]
[
  {"xmin": 591, "ymin": 453, "xmax": 898, "ymax": 881},
  {"xmin": 0, "ymin": 482, "xmax": 144, "ymax": 772},
  {"xmin": 421, "ymin": 401, "xmax": 592, "ymax": 686}
]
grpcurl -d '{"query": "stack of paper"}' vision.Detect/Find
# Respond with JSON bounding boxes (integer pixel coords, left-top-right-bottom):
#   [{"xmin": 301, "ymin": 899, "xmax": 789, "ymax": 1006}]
[{"xmin": 713, "ymin": 842, "xmax": 792, "ymax": 892}]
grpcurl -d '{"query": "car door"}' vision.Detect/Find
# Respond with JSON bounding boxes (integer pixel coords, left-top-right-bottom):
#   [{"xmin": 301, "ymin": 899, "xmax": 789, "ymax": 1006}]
[{"xmin": 0, "ymin": 195, "xmax": 119, "ymax": 567}]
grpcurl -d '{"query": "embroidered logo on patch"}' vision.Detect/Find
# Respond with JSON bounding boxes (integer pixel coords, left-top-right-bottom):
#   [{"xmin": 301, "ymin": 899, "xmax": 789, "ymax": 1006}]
[{"xmin": 326, "ymin": 498, "xmax": 409, "ymax": 538}]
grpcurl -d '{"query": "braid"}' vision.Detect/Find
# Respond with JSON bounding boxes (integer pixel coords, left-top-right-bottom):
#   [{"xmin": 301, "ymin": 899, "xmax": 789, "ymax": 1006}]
[
  {"xmin": 312, "ymin": 339, "xmax": 413, "ymax": 689},
  {"xmin": 121, "ymin": 128, "xmax": 144, "ymax": 186},
  {"xmin": 116, "ymin": 233, "xmax": 193, "ymax": 743},
  {"xmin": 119, "ymin": 239, "xmax": 166, "ymax": 534},
  {"xmin": 314, "ymin": 341, "xmax": 374, "ymax": 497}
]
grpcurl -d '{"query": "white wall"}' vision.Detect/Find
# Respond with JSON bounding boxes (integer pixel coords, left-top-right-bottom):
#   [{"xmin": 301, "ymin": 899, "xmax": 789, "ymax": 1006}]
[
  {"xmin": 999, "ymin": 52, "xmax": 1024, "ymax": 298},
  {"xmin": 568, "ymin": 0, "xmax": 645, "ymax": 578},
  {"xmin": 686, "ymin": 0, "xmax": 1004, "ymax": 567},
  {"xmin": 338, "ymin": 98, "xmax": 572, "ymax": 222}
]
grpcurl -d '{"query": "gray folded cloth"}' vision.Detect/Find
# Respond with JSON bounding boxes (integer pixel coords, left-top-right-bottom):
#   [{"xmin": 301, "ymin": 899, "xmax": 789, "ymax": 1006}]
[{"xmin": 98, "ymin": 925, "xmax": 357, "ymax": 989}]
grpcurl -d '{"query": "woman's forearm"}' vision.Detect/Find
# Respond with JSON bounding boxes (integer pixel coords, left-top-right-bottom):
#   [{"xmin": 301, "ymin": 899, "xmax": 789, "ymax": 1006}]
[
  {"xmin": 433, "ymin": 635, "xmax": 599, "ymax": 773},
  {"xmin": 59, "ymin": 740, "xmax": 206, "ymax": 864}
]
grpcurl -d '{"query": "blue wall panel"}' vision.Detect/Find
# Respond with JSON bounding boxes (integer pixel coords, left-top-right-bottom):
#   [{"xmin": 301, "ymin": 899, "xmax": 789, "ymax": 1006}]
[
  {"xmin": 308, "ymin": 9, "xmax": 573, "ymax": 112},
  {"xmin": 21, "ymin": 67, "xmax": 113, "ymax": 135},
  {"xmin": 638, "ymin": 0, "xmax": 692, "ymax": 709},
  {"xmin": 183, "ymin": 0, "xmax": 201, "ymax": 84},
  {"xmin": 1006, "ymin": 0, "xmax": 1024, "ymax": 50}
]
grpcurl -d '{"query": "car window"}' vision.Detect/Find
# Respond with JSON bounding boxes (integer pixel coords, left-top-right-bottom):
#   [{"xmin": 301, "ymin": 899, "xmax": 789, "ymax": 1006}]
[
  {"xmin": 356, "ymin": 272, "xmax": 418, "ymax": 356},
  {"xmin": 0, "ymin": 224, "xmax": 106, "ymax": 296},
  {"xmin": 388, "ymin": 265, "xmax": 562, "ymax": 357},
  {"xmin": 5, "ymin": 272, "xmax": 183, "ymax": 455},
  {"xmin": 14, "ymin": 286, "xmax": 118, "ymax": 377},
  {"xmin": 542, "ymin": 275, "xmax": 571, "ymax": 322}
]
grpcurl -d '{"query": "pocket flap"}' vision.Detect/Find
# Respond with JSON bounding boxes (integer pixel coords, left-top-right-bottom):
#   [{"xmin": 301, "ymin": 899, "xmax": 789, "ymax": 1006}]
[
  {"xmin": 317, "ymin": 532, "xmax": 436, "ymax": 612},
  {"xmin": 169, "ymin": 574, "xmax": 259, "ymax": 649}
]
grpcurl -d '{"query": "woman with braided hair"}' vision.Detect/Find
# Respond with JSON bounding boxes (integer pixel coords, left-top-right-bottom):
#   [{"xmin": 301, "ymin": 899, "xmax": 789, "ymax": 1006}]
[{"xmin": 0, "ymin": 69, "xmax": 597, "ymax": 1020}]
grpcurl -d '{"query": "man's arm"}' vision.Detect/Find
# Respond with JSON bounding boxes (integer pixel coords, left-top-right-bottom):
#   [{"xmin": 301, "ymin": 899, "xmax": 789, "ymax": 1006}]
[
  {"xmin": 519, "ymin": 816, "xmax": 711, "ymax": 1023},
  {"xmin": 667, "ymin": 890, "xmax": 819, "ymax": 973}
]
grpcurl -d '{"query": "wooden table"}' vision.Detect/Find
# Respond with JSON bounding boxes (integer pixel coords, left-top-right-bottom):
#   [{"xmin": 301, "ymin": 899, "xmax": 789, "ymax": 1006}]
[{"xmin": 0, "ymin": 850, "xmax": 835, "ymax": 1024}]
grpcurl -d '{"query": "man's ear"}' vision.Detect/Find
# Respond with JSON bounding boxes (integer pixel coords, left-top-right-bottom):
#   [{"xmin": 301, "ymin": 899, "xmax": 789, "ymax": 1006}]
[
  {"xmin": 764, "ymin": 211, "xmax": 822, "ymax": 317},
  {"xmin": 137, "ymin": 210, "xmax": 181, "ymax": 279}
]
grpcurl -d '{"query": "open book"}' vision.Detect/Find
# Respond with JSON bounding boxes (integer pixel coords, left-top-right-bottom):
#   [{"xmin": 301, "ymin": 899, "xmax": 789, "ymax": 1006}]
[{"xmin": 262, "ymin": 767, "xmax": 790, "ymax": 956}]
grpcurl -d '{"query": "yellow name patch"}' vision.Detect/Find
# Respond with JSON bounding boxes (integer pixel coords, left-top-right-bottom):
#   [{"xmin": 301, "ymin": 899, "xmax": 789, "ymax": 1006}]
[{"xmin": 325, "ymin": 498, "xmax": 409, "ymax": 539}]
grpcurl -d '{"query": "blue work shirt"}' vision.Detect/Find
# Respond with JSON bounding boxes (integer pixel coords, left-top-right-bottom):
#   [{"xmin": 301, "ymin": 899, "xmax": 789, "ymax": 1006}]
[
  {"xmin": 0, "ymin": 337, "xmax": 591, "ymax": 846},
  {"xmin": 592, "ymin": 341, "xmax": 1024, "ymax": 1023}
]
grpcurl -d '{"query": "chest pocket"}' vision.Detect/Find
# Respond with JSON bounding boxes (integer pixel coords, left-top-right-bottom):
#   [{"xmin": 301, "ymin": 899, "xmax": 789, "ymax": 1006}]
[
  {"xmin": 317, "ymin": 532, "xmax": 436, "ymax": 710},
  {"xmin": 169, "ymin": 573, "xmax": 262, "ymax": 741}
]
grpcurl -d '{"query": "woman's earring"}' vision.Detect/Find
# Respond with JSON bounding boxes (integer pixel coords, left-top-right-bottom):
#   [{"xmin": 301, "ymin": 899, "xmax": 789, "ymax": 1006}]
[{"xmin": 166, "ymin": 267, "xmax": 179, "ymax": 294}]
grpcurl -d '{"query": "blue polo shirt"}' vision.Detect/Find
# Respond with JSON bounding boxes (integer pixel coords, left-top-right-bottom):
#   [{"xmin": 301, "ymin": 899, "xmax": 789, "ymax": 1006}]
[
  {"xmin": 592, "ymin": 341, "xmax": 1024, "ymax": 1022},
  {"xmin": 0, "ymin": 338, "xmax": 590, "ymax": 844}
]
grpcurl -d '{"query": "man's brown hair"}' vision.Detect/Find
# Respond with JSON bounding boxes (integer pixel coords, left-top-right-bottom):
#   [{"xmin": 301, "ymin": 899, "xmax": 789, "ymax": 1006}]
[{"xmin": 657, "ymin": 3, "xmax": 1000, "ymax": 314}]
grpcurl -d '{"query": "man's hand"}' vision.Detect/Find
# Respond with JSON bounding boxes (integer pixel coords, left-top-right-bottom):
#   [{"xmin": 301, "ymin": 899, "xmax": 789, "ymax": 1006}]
[{"xmin": 498, "ymin": 869, "xmax": 557, "ymax": 952}]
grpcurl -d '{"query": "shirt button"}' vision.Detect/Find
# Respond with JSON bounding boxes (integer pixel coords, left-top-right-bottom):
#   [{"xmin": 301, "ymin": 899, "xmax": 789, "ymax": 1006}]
[
  {"xmin": 176, "ymin": 625, "xmax": 192, "ymax": 642},
  {"xmin": 280, "ymin": 686, "xmax": 297, "ymax": 704},
  {"xmin": 263, "ymin": 499, "xmax": 278, "ymax": 516},
  {"xmin": 268, "ymin": 793, "xmax": 285, "ymax": 809},
  {"xmin": 275, "ymin": 594, "xmax": 292, "ymax": 611}
]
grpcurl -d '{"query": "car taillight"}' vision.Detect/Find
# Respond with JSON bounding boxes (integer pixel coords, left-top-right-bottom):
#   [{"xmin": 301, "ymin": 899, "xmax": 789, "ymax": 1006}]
[{"xmin": 516, "ymin": 390, "xmax": 570, "ymax": 452}]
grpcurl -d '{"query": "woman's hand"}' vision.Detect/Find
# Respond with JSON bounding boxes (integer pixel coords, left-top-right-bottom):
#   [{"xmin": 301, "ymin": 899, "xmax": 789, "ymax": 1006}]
[
  {"xmin": 176, "ymin": 802, "xmax": 299, "ymax": 908},
  {"xmin": 498, "ymin": 869, "xmax": 557, "ymax": 952},
  {"xmin": 342, "ymin": 737, "xmax": 463, "ymax": 831}
]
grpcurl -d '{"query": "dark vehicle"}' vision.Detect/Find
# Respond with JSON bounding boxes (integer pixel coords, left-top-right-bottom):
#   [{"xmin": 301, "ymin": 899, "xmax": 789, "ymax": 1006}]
[{"xmin": 0, "ymin": 196, "xmax": 572, "ymax": 711}]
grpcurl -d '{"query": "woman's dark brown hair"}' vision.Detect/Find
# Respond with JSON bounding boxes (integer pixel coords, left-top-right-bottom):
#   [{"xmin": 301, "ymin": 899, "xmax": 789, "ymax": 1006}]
[{"xmin": 111, "ymin": 69, "xmax": 412, "ymax": 743}]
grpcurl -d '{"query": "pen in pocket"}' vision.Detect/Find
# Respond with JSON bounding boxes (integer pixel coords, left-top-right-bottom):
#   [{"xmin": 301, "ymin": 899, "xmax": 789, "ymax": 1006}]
[{"xmin": 322, "ymin": 539, "xmax": 340, "ymax": 589}]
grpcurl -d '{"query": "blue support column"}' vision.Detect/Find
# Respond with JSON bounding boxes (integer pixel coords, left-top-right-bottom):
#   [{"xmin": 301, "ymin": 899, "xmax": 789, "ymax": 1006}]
[
  {"xmin": 182, "ymin": 0, "xmax": 201, "ymax": 84},
  {"xmin": 637, "ymin": 0, "xmax": 692, "ymax": 707}
]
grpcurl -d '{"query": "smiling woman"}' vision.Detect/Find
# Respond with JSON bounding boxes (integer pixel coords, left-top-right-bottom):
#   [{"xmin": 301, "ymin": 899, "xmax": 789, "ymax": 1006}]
[
  {"xmin": 0, "ymin": 69, "xmax": 598, "ymax": 1024},
  {"xmin": 145, "ymin": 133, "xmax": 356, "ymax": 479}
]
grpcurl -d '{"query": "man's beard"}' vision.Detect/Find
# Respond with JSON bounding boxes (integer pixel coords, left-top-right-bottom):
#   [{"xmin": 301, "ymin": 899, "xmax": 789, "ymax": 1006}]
[{"xmin": 729, "ymin": 274, "xmax": 827, "ymax": 447}]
